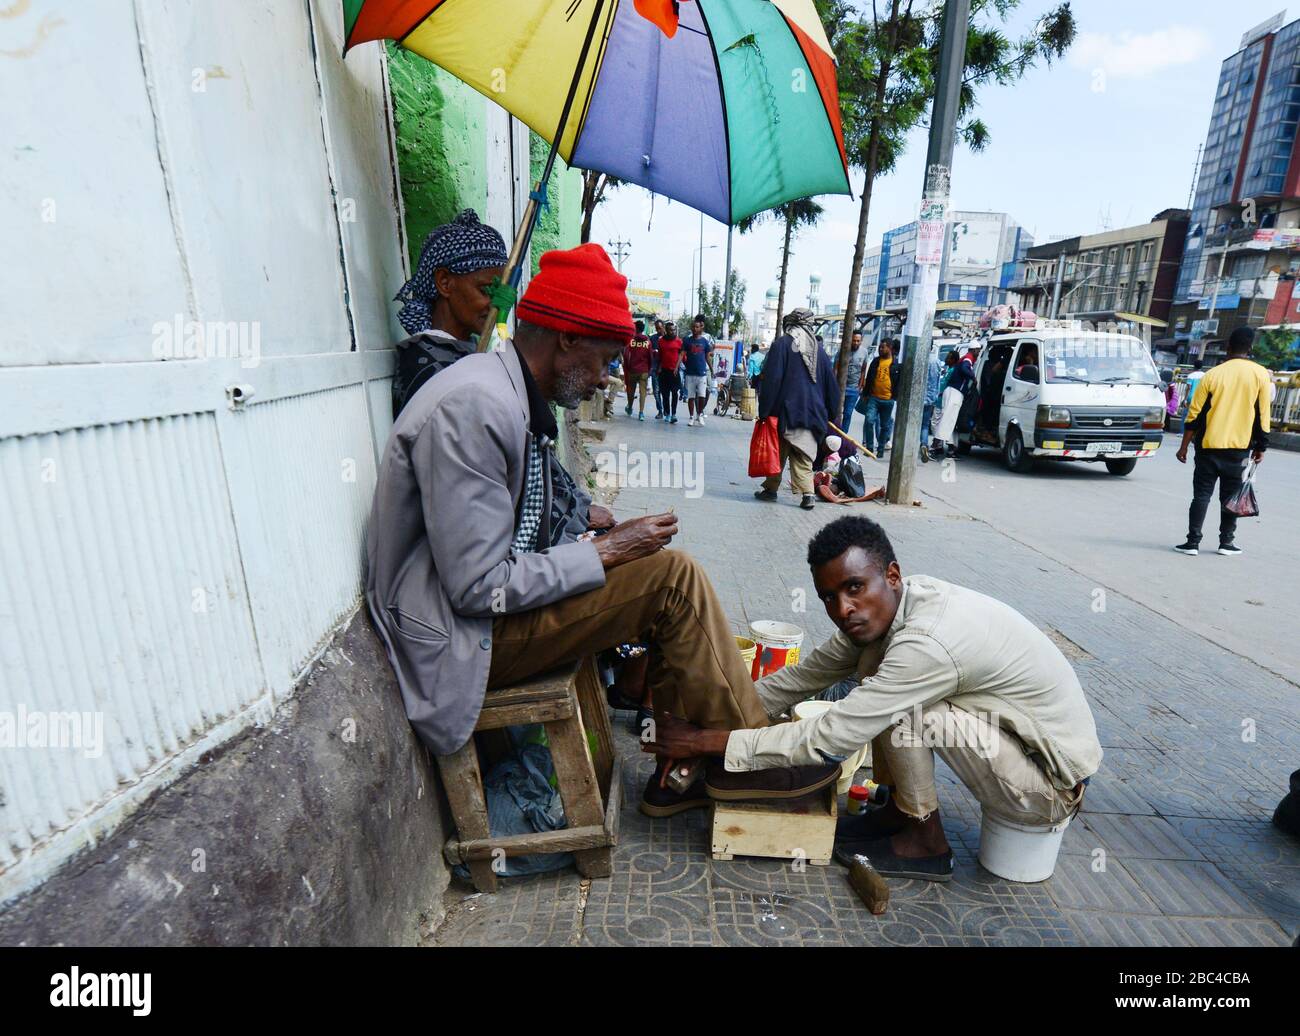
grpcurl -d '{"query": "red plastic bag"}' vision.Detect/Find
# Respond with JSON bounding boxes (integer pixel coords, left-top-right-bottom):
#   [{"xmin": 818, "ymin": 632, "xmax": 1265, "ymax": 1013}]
[
  {"xmin": 748, "ymin": 416, "xmax": 781, "ymax": 478},
  {"xmin": 1225, "ymin": 461, "xmax": 1260, "ymax": 517}
]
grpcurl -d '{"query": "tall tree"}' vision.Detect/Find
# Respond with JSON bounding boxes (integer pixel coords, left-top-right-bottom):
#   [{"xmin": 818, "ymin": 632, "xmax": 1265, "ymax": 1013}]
[
  {"xmin": 737, "ymin": 197, "xmax": 826, "ymax": 331},
  {"xmin": 823, "ymin": 0, "xmax": 1076, "ymax": 412},
  {"xmin": 693, "ymin": 273, "xmax": 749, "ymax": 338},
  {"xmin": 579, "ymin": 170, "xmax": 623, "ymax": 243}
]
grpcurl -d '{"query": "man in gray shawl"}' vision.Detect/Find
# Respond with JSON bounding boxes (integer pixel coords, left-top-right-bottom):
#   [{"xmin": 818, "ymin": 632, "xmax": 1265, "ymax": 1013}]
[{"xmin": 755, "ymin": 309, "xmax": 840, "ymax": 510}]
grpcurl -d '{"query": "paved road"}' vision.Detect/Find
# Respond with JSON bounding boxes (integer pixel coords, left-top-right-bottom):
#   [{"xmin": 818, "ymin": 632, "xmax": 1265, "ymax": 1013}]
[{"xmin": 892, "ymin": 432, "xmax": 1300, "ymax": 687}]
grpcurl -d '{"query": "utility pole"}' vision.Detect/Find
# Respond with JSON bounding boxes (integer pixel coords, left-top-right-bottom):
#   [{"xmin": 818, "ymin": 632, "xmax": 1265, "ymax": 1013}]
[
  {"xmin": 722, "ymin": 224, "xmax": 734, "ymax": 339},
  {"xmin": 1050, "ymin": 252, "xmax": 1066, "ymax": 319},
  {"xmin": 1200, "ymin": 245, "xmax": 1228, "ymax": 360},
  {"xmin": 608, "ymin": 238, "xmax": 631, "ymax": 271},
  {"xmin": 886, "ymin": 0, "xmax": 970, "ymax": 505}
]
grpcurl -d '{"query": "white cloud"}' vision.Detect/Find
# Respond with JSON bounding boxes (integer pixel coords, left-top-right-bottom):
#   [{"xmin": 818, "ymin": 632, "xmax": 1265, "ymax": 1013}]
[{"xmin": 1068, "ymin": 26, "xmax": 1212, "ymax": 79}]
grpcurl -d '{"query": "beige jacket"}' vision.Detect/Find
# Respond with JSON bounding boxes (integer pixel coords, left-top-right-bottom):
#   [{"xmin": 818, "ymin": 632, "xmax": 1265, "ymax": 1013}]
[{"xmin": 725, "ymin": 576, "xmax": 1103, "ymax": 790}]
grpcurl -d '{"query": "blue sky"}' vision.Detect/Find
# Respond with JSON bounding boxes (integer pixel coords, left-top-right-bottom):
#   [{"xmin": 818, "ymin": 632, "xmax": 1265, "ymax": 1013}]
[{"xmin": 595, "ymin": 1, "xmax": 1296, "ymax": 327}]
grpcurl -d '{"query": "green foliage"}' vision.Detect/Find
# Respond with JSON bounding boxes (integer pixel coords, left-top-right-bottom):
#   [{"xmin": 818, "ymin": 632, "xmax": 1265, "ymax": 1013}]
[
  {"xmin": 682, "ymin": 273, "xmax": 749, "ymax": 338},
  {"xmin": 1255, "ymin": 326, "xmax": 1299, "ymax": 370}
]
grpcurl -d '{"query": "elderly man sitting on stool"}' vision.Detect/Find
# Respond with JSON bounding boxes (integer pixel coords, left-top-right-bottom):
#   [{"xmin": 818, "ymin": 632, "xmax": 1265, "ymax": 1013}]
[{"xmin": 366, "ymin": 243, "xmax": 839, "ymax": 825}]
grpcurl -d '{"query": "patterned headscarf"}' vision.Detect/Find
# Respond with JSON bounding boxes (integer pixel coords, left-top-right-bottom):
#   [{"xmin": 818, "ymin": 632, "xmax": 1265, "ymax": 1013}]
[
  {"xmin": 394, "ymin": 209, "xmax": 508, "ymax": 335},
  {"xmin": 783, "ymin": 308, "xmax": 820, "ymax": 382}
]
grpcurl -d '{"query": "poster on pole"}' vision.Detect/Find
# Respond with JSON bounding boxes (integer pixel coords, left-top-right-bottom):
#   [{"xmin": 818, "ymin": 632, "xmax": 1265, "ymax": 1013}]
[{"xmin": 916, "ymin": 198, "xmax": 947, "ymax": 265}]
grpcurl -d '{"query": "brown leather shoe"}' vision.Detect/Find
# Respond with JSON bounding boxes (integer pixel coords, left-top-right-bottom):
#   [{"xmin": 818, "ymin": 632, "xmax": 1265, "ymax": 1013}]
[{"xmin": 704, "ymin": 760, "xmax": 839, "ymax": 802}]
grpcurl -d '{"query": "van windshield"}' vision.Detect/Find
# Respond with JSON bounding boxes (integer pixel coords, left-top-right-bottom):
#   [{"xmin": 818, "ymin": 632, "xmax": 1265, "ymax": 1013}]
[{"xmin": 1041, "ymin": 336, "xmax": 1159, "ymax": 385}]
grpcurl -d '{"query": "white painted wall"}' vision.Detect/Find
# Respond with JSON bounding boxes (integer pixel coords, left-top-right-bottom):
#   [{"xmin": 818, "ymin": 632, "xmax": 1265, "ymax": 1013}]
[{"xmin": 0, "ymin": 1, "xmax": 530, "ymax": 905}]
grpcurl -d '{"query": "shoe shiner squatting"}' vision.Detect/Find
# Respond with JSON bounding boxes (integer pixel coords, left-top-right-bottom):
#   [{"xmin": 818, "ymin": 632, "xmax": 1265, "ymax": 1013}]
[{"xmin": 642, "ymin": 515, "xmax": 1102, "ymax": 881}]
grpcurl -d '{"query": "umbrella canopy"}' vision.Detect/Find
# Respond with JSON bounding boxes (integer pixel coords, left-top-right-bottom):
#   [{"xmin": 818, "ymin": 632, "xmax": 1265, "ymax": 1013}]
[{"xmin": 343, "ymin": 0, "xmax": 851, "ymax": 225}]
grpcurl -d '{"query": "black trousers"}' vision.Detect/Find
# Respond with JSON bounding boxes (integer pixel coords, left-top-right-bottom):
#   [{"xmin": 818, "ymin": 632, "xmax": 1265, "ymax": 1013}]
[
  {"xmin": 1186, "ymin": 447, "xmax": 1249, "ymax": 546},
  {"xmin": 658, "ymin": 370, "xmax": 679, "ymax": 417}
]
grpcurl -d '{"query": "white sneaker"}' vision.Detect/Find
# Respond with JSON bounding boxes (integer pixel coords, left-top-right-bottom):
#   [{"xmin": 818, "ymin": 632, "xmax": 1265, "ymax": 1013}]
[
  {"xmin": 688, "ymin": 416, "xmax": 697, "ymax": 427},
  {"xmin": 699, "ymin": 413, "xmax": 707, "ymax": 426}
]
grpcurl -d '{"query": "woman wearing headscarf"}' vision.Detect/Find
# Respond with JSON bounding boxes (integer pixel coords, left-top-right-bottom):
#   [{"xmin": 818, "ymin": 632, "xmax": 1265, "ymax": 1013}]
[
  {"xmin": 390, "ymin": 209, "xmax": 511, "ymax": 418},
  {"xmin": 754, "ymin": 309, "xmax": 840, "ymax": 510}
]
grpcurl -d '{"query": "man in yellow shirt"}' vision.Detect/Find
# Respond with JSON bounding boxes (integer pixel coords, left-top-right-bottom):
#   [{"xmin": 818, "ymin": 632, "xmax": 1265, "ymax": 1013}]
[{"xmin": 1174, "ymin": 326, "xmax": 1271, "ymax": 557}]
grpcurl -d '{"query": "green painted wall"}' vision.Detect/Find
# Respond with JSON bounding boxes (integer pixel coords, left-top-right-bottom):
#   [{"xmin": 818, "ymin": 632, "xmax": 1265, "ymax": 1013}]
[
  {"xmin": 387, "ymin": 43, "xmax": 487, "ymax": 269},
  {"xmin": 387, "ymin": 42, "xmax": 581, "ymax": 274}
]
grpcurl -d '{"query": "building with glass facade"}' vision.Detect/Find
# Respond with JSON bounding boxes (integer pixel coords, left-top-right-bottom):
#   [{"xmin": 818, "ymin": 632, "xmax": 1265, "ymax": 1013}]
[{"xmin": 1172, "ymin": 12, "xmax": 1300, "ymax": 358}]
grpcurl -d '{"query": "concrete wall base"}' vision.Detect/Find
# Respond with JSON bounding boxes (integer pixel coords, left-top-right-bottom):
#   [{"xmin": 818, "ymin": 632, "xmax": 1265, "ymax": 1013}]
[{"xmin": 0, "ymin": 609, "xmax": 448, "ymax": 946}]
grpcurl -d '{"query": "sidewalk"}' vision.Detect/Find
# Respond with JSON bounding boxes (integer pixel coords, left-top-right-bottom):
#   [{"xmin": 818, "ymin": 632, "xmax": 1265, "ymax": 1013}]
[{"xmin": 432, "ymin": 405, "xmax": 1299, "ymax": 947}]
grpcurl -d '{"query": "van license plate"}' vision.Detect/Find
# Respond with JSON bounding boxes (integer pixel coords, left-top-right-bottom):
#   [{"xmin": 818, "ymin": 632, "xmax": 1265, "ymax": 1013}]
[{"xmin": 1088, "ymin": 441, "xmax": 1122, "ymax": 453}]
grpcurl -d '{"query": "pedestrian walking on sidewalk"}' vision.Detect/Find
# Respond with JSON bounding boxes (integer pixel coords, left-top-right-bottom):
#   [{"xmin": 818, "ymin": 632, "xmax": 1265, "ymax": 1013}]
[
  {"xmin": 682, "ymin": 316, "xmax": 714, "ymax": 427},
  {"xmin": 624, "ymin": 320, "xmax": 653, "ymax": 421},
  {"xmin": 1174, "ymin": 326, "xmax": 1271, "ymax": 557},
  {"xmin": 841, "ymin": 332, "xmax": 867, "ymax": 432},
  {"xmin": 856, "ymin": 340, "xmax": 899, "ymax": 454},
  {"xmin": 754, "ymin": 309, "xmax": 839, "ymax": 510},
  {"xmin": 648, "ymin": 318, "xmax": 666, "ymax": 419},
  {"xmin": 657, "ymin": 321, "xmax": 684, "ymax": 424}
]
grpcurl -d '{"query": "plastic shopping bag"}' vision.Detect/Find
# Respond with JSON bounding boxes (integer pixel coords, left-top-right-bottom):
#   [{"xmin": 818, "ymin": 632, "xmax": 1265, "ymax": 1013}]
[
  {"xmin": 1225, "ymin": 460, "xmax": 1260, "ymax": 517},
  {"xmin": 748, "ymin": 416, "xmax": 781, "ymax": 478}
]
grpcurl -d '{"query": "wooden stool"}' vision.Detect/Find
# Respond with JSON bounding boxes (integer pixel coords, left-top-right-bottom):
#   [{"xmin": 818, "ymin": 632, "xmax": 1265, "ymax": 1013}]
[{"xmin": 437, "ymin": 657, "xmax": 621, "ymax": 893}]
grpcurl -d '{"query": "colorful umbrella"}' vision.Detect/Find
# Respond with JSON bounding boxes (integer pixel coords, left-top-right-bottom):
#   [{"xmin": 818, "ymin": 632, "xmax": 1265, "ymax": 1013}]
[{"xmin": 342, "ymin": 0, "xmax": 851, "ymax": 226}]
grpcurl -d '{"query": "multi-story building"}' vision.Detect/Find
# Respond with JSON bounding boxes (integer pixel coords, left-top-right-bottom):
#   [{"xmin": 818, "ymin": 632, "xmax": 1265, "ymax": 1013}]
[
  {"xmin": 1171, "ymin": 12, "xmax": 1300, "ymax": 359},
  {"xmin": 855, "ymin": 211, "xmax": 1032, "ymax": 317},
  {"xmin": 1013, "ymin": 210, "xmax": 1190, "ymax": 328}
]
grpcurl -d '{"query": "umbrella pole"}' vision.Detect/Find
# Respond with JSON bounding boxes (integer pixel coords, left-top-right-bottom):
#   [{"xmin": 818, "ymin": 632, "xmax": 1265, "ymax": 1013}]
[{"xmin": 478, "ymin": 0, "xmax": 607, "ymax": 350}]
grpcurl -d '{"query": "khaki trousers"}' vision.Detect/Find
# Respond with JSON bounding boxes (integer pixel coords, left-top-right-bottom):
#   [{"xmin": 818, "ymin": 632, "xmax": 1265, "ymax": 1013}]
[
  {"xmin": 872, "ymin": 701, "xmax": 1083, "ymax": 826},
  {"xmin": 761, "ymin": 439, "xmax": 814, "ymax": 496},
  {"xmin": 489, "ymin": 549, "xmax": 770, "ymax": 732},
  {"xmin": 625, "ymin": 371, "xmax": 650, "ymax": 412}
]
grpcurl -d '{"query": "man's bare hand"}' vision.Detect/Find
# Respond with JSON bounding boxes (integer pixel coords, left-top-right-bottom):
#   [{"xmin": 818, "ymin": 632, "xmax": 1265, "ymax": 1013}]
[
  {"xmin": 1176, "ymin": 446, "xmax": 1188, "ymax": 464},
  {"xmin": 587, "ymin": 504, "xmax": 616, "ymax": 530},
  {"xmin": 640, "ymin": 712, "xmax": 703, "ymax": 758},
  {"xmin": 593, "ymin": 512, "xmax": 678, "ymax": 569},
  {"xmin": 1252, "ymin": 450, "xmax": 1265, "ymax": 464},
  {"xmin": 640, "ymin": 712, "xmax": 731, "ymax": 758}
]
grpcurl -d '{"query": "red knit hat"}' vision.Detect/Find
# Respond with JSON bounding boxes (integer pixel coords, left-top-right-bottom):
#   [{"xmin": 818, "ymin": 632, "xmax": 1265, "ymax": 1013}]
[{"xmin": 517, "ymin": 243, "xmax": 635, "ymax": 341}]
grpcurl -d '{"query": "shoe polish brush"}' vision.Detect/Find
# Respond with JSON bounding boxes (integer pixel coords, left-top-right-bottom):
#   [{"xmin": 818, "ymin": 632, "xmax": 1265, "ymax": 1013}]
[{"xmin": 848, "ymin": 855, "xmax": 890, "ymax": 916}]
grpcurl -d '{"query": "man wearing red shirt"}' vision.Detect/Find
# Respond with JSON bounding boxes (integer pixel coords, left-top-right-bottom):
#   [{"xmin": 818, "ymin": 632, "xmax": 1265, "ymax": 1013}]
[
  {"xmin": 656, "ymin": 321, "xmax": 685, "ymax": 425},
  {"xmin": 623, "ymin": 320, "xmax": 654, "ymax": 421}
]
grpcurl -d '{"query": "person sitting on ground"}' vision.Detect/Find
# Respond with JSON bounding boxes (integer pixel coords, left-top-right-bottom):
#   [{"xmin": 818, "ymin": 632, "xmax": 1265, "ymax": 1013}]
[
  {"xmin": 754, "ymin": 309, "xmax": 840, "ymax": 511},
  {"xmin": 390, "ymin": 209, "xmax": 512, "ymax": 418},
  {"xmin": 366, "ymin": 243, "xmax": 839, "ymax": 823},
  {"xmin": 642, "ymin": 514, "xmax": 1102, "ymax": 881}
]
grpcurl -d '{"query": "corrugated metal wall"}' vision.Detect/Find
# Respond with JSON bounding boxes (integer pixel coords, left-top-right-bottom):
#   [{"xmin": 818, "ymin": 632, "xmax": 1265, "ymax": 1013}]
[{"xmin": 0, "ymin": 1, "xmax": 531, "ymax": 904}]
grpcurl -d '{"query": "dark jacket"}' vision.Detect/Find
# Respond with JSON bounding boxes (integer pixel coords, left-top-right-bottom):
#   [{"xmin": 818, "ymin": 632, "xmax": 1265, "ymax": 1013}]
[
  {"xmin": 392, "ymin": 331, "xmax": 474, "ymax": 419},
  {"xmin": 758, "ymin": 333, "xmax": 840, "ymax": 437},
  {"xmin": 862, "ymin": 356, "xmax": 900, "ymax": 400}
]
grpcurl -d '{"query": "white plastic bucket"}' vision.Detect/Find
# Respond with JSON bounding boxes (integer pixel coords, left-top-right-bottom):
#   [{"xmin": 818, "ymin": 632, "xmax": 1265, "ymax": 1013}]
[
  {"xmin": 749, "ymin": 620, "xmax": 805, "ymax": 680},
  {"xmin": 791, "ymin": 699, "xmax": 869, "ymax": 796},
  {"xmin": 977, "ymin": 811, "xmax": 1071, "ymax": 883}
]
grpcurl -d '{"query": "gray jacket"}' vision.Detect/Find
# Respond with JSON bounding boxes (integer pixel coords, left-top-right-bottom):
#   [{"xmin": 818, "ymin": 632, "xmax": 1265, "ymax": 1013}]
[{"xmin": 365, "ymin": 344, "xmax": 606, "ymax": 755}]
